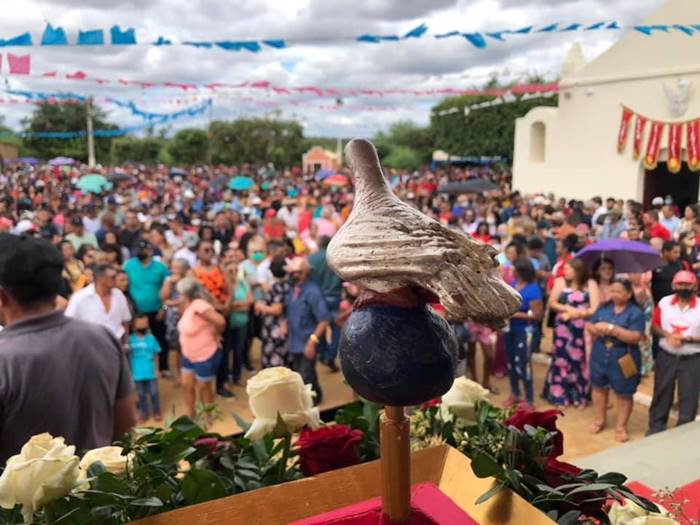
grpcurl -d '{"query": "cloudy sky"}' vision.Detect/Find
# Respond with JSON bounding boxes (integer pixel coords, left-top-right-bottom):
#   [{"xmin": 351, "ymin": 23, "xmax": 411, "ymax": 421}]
[{"xmin": 0, "ymin": 0, "xmax": 664, "ymax": 137}]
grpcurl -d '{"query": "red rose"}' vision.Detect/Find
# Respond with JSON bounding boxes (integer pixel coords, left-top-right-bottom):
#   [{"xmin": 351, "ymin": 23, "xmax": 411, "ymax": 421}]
[
  {"xmin": 297, "ymin": 424, "xmax": 364, "ymax": 476},
  {"xmin": 194, "ymin": 437, "xmax": 231, "ymax": 456},
  {"xmin": 420, "ymin": 398, "xmax": 441, "ymax": 410},
  {"xmin": 505, "ymin": 408, "xmax": 564, "ymax": 458},
  {"xmin": 543, "ymin": 457, "xmax": 582, "ymax": 487}
]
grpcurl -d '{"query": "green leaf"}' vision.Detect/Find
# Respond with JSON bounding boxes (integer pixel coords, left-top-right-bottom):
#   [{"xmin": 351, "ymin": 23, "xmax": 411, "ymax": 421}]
[
  {"xmin": 596, "ymin": 472, "xmax": 627, "ymax": 486},
  {"xmin": 169, "ymin": 416, "xmax": 201, "ymax": 434},
  {"xmin": 475, "ymin": 483, "xmax": 505, "ymax": 505},
  {"xmin": 130, "ymin": 497, "xmax": 164, "ymax": 508},
  {"xmin": 153, "ymin": 484, "xmax": 173, "ymax": 504},
  {"xmin": 270, "ymin": 413, "xmax": 291, "ymax": 439},
  {"xmin": 471, "ymin": 453, "xmax": 502, "ymax": 478},
  {"xmin": 231, "ymin": 412, "xmax": 252, "ymax": 433},
  {"xmin": 565, "ymin": 482, "xmax": 617, "ymax": 496},
  {"xmin": 181, "ymin": 469, "xmax": 226, "ymax": 504}
]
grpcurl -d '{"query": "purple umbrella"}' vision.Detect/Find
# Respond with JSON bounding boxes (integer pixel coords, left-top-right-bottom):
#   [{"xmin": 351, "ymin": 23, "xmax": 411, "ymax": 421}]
[
  {"xmin": 48, "ymin": 156, "xmax": 75, "ymax": 166},
  {"xmin": 575, "ymin": 239, "xmax": 663, "ymax": 273}
]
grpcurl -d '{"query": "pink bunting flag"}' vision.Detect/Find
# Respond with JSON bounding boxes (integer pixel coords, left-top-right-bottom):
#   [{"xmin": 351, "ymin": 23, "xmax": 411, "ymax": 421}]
[
  {"xmin": 8, "ymin": 53, "xmax": 30, "ymax": 75},
  {"xmin": 66, "ymin": 71, "xmax": 87, "ymax": 80},
  {"xmin": 42, "ymin": 71, "xmax": 57, "ymax": 77}
]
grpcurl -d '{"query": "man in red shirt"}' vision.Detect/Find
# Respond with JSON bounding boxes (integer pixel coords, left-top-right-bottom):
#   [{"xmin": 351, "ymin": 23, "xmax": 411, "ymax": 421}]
[{"xmin": 643, "ymin": 209, "xmax": 671, "ymax": 241}]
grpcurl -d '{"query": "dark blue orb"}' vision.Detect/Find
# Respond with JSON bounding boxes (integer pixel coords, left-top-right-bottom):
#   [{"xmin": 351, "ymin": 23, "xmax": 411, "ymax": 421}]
[{"xmin": 339, "ymin": 304, "xmax": 458, "ymax": 406}]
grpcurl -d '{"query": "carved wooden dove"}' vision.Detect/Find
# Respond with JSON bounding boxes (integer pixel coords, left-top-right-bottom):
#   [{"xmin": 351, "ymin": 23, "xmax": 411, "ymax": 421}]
[{"xmin": 327, "ymin": 138, "xmax": 521, "ymax": 325}]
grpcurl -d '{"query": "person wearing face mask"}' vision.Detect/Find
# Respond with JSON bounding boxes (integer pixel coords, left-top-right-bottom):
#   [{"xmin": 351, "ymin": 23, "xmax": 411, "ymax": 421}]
[
  {"xmin": 240, "ymin": 236, "xmax": 267, "ymax": 371},
  {"xmin": 128, "ymin": 314, "xmax": 162, "ymax": 423},
  {"xmin": 648, "ymin": 271, "xmax": 700, "ymax": 435},
  {"xmin": 123, "ymin": 239, "xmax": 171, "ymax": 376}
]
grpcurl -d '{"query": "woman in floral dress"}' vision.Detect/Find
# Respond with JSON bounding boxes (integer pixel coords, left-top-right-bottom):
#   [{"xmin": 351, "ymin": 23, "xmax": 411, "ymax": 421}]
[
  {"xmin": 544, "ymin": 258, "xmax": 599, "ymax": 407},
  {"xmin": 255, "ymin": 256, "xmax": 290, "ymax": 368}
]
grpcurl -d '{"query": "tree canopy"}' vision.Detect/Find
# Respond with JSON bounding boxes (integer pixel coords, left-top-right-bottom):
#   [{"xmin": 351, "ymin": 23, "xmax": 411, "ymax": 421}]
[
  {"xmin": 168, "ymin": 128, "xmax": 209, "ymax": 165},
  {"xmin": 111, "ymin": 137, "xmax": 164, "ymax": 165},
  {"xmin": 209, "ymin": 117, "xmax": 305, "ymax": 167},
  {"xmin": 21, "ymin": 102, "xmax": 116, "ymax": 161},
  {"xmin": 373, "ymin": 120, "xmax": 433, "ymax": 171}
]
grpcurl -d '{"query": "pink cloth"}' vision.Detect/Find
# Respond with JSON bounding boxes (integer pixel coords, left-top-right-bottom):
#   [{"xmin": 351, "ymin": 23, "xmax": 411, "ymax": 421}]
[
  {"xmin": 291, "ymin": 483, "xmax": 478, "ymax": 525},
  {"xmin": 314, "ymin": 217, "xmax": 337, "ymax": 238},
  {"xmin": 178, "ymin": 299, "xmax": 219, "ymax": 363}
]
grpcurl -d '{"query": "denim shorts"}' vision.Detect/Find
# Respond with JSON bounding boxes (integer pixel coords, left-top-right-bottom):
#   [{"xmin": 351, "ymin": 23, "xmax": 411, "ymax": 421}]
[
  {"xmin": 181, "ymin": 349, "xmax": 222, "ymax": 382},
  {"xmin": 589, "ymin": 344, "xmax": 641, "ymax": 396}
]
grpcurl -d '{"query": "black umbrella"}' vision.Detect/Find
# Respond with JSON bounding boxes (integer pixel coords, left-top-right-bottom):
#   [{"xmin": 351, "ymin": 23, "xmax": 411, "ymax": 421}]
[
  {"xmin": 438, "ymin": 179, "xmax": 499, "ymax": 194},
  {"xmin": 107, "ymin": 172, "xmax": 130, "ymax": 183}
]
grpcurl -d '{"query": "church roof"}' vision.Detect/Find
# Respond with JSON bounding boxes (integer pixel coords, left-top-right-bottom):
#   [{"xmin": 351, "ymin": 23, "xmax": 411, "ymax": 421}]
[{"xmin": 562, "ymin": 0, "xmax": 700, "ymax": 86}]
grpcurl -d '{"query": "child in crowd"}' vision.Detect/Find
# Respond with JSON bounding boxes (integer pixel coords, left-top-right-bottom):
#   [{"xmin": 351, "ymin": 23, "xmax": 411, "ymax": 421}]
[{"xmin": 129, "ymin": 314, "xmax": 162, "ymax": 423}]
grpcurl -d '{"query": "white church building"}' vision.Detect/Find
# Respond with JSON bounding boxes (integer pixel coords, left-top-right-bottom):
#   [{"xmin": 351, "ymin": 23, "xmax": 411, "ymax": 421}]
[{"xmin": 512, "ymin": 0, "xmax": 700, "ymax": 210}]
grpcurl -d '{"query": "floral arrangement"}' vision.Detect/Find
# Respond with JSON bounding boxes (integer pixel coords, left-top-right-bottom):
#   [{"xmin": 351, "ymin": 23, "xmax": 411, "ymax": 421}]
[{"xmin": 0, "ymin": 371, "xmax": 682, "ymax": 525}]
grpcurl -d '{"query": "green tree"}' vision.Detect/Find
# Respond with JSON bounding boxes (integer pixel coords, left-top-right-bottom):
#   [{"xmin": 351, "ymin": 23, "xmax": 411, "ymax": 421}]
[
  {"xmin": 22, "ymin": 102, "xmax": 116, "ymax": 161},
  {"xmin": 431, "ymin": 79, "xmax": 558, "ymax": 158},
  {"xmin": 373, "ymin": 120, "xmax": 433, "ymax": 170},
  {"xmin": 111, "ymin": 137, "xmax": 164, "ymax": 164},
  {"xmin": 168, "ymin": 128, "xmax": 209, "ymax": 165},
  {"xmin": 209, "ymin": 117, "xmax": 305, "ymax": 167}
]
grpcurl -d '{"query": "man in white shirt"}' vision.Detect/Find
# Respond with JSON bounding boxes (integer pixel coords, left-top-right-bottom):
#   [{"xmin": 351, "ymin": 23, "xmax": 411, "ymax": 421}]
[
  {"xmin": 82, "ymin": 205, "xmax": 102, "ymax": 235},
  {"xmin": 659, "ymin": 204, "xmax": 681, "ymax": 237},
  {"xmin": 65, "ymin": 264, "xmax": 132, "ymax": 346},
  {"xmin": 649, "ymin": 270, "xmax": 700, "ymax": 434},
  {"xmin": 173, "ymin": 232, "xmax": 199, "ymax": 268},
  {"xmin": 278, "ymin": 198, "xmax": 299, "ymax": 230}
]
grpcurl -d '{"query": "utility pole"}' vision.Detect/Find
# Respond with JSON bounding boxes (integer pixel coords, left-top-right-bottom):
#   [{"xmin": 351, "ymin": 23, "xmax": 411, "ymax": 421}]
[
  {"xmin": 86, "ymin": 96, "xmax": 96, "ymax": 168},
  {"xmin": 336, "ymin": 137, "xmax": 342, "ymax": 169}
]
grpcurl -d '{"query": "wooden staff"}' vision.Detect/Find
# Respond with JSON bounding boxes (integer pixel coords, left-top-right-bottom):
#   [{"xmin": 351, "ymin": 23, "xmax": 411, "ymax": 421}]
[{"xmin": 380, "ymin": 405, "xmax": 411, "ymax": 522}]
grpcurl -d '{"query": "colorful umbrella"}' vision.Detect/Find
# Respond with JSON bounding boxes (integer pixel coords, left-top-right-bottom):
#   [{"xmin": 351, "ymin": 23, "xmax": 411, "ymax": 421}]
[
  {"xmin": 323, "ymin": 174, "xmax": 349, "ymax": 187},
  {"xmin": 107, "ymin": 172, "xmax": 130, "ymax": 183},
  {"xmin": 315, "ymin": 169, "xmax": 335, "ymax": 181},
  {"xmin": 77, "ymin": 174, "xmax": 111, "ymax": 194},
  {"xmin": 48, "ymin": 156, "xmax": 75, "ymax": 166},
  {"xmin": 575, "ymin": 239, "xmax": 663, "ymax": 273},
  {"xmin": 228, "ymin": 176, "xmax": 255, "ymax": 191}
]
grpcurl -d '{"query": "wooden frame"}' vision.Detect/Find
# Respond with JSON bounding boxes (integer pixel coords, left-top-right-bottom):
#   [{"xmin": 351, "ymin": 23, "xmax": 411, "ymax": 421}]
[{"xmin": 133, "ymin": 445, "xmax": 554, "ymax": 525}]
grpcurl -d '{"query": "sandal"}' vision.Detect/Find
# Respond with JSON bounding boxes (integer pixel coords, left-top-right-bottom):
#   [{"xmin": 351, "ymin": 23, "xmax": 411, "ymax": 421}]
[
  {"xmin": 614, "ymin": 428, "xmax": 629, "ymax": 442},
  {"xmin": 588, "ymin": 421, "xmax": 605, "ymax": 434}
]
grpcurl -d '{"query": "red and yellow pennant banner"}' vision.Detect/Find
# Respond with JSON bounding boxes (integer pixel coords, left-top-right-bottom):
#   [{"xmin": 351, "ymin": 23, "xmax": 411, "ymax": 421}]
[{"xmin": 618, "ymin": 106, "xmax": 700, "ymax": 172}]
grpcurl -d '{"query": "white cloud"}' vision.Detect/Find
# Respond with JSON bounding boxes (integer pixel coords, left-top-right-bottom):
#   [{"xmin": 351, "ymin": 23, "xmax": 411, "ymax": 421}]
[{"xmin": 0, "ymin": 0, "xmax": 664, "ymax": 138}]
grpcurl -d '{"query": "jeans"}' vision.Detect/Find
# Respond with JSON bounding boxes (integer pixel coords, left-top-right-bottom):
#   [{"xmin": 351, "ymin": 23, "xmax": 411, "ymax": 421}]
[
  {"xmin": 146, "ymin": 312, "xmax": 169, "ymax": 372},
  {"xmin": 289, "ymin": 353, "xmax": 323, "ymax": 405},
  {"xmin": 319, "ymin": 297, "xmax": 341, "ymax": 363},
  {"xmin": 135, "ymin": 379, "xmax": 160, "ymax": 416},
  {"xmin": 504, "ymin": 329, "xmax": 533, "ymax": 404},
  {"xmin": 221, "ymin": 323, "xmax": 248, "ymax": 387}
]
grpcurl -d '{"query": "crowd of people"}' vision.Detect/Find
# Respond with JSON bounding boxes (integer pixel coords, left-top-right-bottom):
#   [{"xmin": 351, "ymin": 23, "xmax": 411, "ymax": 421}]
[{"xmin": 0, "ymin": 158, "xmax": 698, "ymax": 463}]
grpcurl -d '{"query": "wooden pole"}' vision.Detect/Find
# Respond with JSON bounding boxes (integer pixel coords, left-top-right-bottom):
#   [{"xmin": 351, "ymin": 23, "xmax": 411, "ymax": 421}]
[{"xmin": 380, "ymin": 406, "xmax": 411, "ymax": 522}]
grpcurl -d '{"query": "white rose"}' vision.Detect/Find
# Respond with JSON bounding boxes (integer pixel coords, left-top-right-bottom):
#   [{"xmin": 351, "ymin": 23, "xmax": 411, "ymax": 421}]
[
  {"xmin": 0, "ymin": 433, "xmax": 80, "ymax": 522},
  {"xmin": 608, "ymin": 499, "xmax": 676, "ymax": 525},
  {"xmin": 244, "ymin": 367, "xmax": 321, "ymax": 441},
  {"xmin": 441, "ymin": 377, "xmax": 490, "ymax": 422},
  {"xmin": 79, "ymin": 446, "xmax": 132, "ymax": 476}
]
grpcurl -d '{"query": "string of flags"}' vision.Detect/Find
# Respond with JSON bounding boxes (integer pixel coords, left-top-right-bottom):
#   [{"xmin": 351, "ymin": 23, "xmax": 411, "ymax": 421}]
[
  {"xmin": 433, "ymin": 88, "xmax": 558, "ymax": 117},
  {"xmin": 617, "ymin": 107, "xmax": 700, "ymax": 172},
  {"xmin": 0, "ymin": 20, "xmax": 698, "ymax": 53}
]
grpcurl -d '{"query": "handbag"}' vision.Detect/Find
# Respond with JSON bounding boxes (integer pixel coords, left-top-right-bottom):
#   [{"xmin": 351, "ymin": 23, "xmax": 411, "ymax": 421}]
[{"xmin": 617, "ymin": 348, "xmax": 639, "ymax": 379}]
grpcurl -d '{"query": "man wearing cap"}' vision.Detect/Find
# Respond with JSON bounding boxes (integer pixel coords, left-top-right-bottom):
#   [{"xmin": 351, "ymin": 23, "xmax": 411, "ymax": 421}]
[
  {"xmin": 285, "ymin": 257, "xmax": 330, "ymax": 403},
  {"xmin": 173, "ymin": 232, "xmax": 199, "ymax": 269},
  {"xmin": 649, "ymin": 270, "xmax": 700, "ymax": 434},
  {"xmin": 0, "ymin": 234, "xmax": 135, "ymax": 464},
  {"xmin": 66, "ymin": 214, "xmax": 98, "ymax": 252},
  {"xmin": 123, "ymin": 240, "xmax": 171, "ymax": 375}
]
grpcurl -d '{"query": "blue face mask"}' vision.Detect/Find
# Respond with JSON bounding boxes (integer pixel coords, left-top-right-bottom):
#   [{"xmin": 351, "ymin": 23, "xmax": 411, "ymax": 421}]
[{"xmin": 251, "ymin": 251, "xmax": 265, "ymax": 262}]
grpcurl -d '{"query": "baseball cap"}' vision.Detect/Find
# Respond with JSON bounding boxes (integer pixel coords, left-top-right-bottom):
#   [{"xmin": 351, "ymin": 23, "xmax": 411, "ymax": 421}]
[
  {"xmin": 672, "ymin": 271, "xmax": 697, "ymax": 286},
  {"xmin": 651, "ymin": 196, "xmax": 664, "ymax": 206},
  {"xmin": 0, "ymin": 234, "xmax": 63, "ymax": 301}
]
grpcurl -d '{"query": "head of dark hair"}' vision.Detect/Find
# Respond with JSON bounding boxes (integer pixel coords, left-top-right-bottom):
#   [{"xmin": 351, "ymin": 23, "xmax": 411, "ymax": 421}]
[
  {"xmin": 133, "ymin": 312, "xmax": 149, "ymax": 322},
  {"xmin": 528, "ymin": 237, "xmax": 544, "ymax": 250},
  {"xmin": 662, "ymin": 240, "xmax": 679, "ymax": 253},
  {"xmin": 505, "ymin": 241, "xmax": 526, "ymax": 258},
  {"xmin": 76, "ymin": 244, "xmax": 94, "ymax": 262},
  {"xmin": 611, "ymin": 277, "xmax": 638, "ymax": 307},
  {"xmin": 102, "ymin": 243, "xmax": 123, "ymax": 264},
  {"xmin": 562, "ymin": 233, "xmax": 580, "ymax": 254},
  {"xmin": 513, "ymin": 258, "xmax": 536, "ymax": 283},
  {"xmin": 592, "ymin": 257, "xmax": 615, "ymax": 283},
  {"xmin": 270, "ymin": 255, "xmax": 288, "ymax": 279},
  {"xmin": 92, "ymin": 263, "xmax": 114, "ymax": 280},
  {"xmin": 318, "ymin": 235, "xmax": 332, "ymax": 249},
  {"xmin": 567, "ymin": 257, "xmax": 590, "ymax": 286}
]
